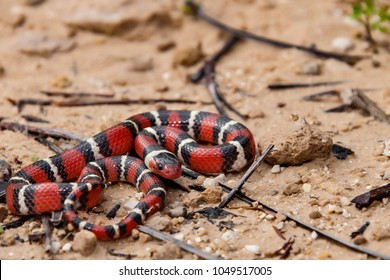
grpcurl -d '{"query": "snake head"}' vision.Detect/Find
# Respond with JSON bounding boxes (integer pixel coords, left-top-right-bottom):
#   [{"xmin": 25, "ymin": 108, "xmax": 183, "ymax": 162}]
[{"xmin": 146, "ymin": 152, "xmax": 181, "ymax": 179}]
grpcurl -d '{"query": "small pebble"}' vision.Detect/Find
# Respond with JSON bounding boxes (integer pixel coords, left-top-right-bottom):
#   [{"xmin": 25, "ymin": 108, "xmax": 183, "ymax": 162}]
[
  {"xmin": 383, "ymin": 140, "xmax": 390, "ymax": 157},
  {"xmin": 299, "ymin": 62, "xmax": 322, "ymax": 75},
  {"xmin": 72, "ymin": 230, "xmax": 97, "ymax": 256},
  {"xmin": 62, "ymin": 242, "xmax": 72, "ymax": 252},
  {"xmin": 244, "ymin": 244, "xmax": 261, "ymax": 255},
  {"xmin": 302, "ymin": 183, "xmax": 312, "ymax": 192},
  {"xmin": 383, "ymin": 170, "xmax": 390, "ymax": 180},
  {"xmin": 271, "ymin": 165, "xmax": 281, "ymax": 174},
  {"xmin": 353, "ymin": 235, "xmax": 367, "ymax": 245},
  {"xmin": 265, "ymin": 214, "xmax": 276, "ymax": 220},
  {"xmin": 222, "ymin": 230, "xmax": 237, "ymax": 240},
  {"xmin": 0, "ymin": 159, "xmax": 11, "ymax": 181},
  {"xmin": 340, "ymin": 196, "xmax": 351, "ymax": 206},
  {"xmin": 332, "ymin": 37, "xmax": 354, "ymax": 52},
  {"xmin": 341, "ymin": 209, "xmax": 351, "ymax": 218},
  {"xmin": 310, "ymin": 231, "xmax": 318, "ymax": 240},
  {"xmin": 174, "ymin": 232, "xmax": 184, "ymax": 241},
  {"xmin": 276, "ymin": 222, "xmax": 285, "ymax": 230},
  {"xmin": 168, "ymin": 205, "xmax": 187, "ymax": 218},
  {"xmin": 131, "ymin": 55, "xmax": 153, "ymax": 72},
  {"xmin": 309, "ymin": 211, "xmax": 322, "ymax": 219}
]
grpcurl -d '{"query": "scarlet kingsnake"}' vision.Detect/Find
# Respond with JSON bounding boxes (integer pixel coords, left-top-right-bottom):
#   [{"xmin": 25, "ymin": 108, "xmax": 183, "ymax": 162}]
[{"xmin": 6, "ymin": 110, "xmax": 256, "ymax": 240}]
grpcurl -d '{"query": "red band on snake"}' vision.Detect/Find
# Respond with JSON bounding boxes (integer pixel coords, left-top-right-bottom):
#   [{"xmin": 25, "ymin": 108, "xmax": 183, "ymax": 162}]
[{"xmin": 6, "ymin": 110, "xmax": 256, "ymax": 240}]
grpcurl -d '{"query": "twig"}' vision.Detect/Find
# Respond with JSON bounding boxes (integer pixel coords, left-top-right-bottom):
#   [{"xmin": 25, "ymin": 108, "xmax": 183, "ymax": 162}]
[
  {"xmin": 138, "ymin": 225, "xmax": 223, "ymax": 260},
  {"xmin": 268, "ymin": 81, "xmax": 344, "ymax": 90},
  {"xmin": 1, "ymin": 216, "xmax": 32, "ymax": 230},
  {"xmin": 40, "ymin": 90, "xmax": 115, "ymax": 98},
  {"xmin": 41, "ymin": 215, "xmax": 56, "ymax": 254},
  {"xmin": 351, "ymin": 183, "xmax": 390, "ymax": 209},
  {"xmin": 191, "ymin": 35, "xmax": 240, "ymax": 83},
  {"xmin": 21, "ymin": 115, "xmax": 50, "ymax": 124},
  {"xmin": 302, "ymin": 90, "xmax": 341, "ymax": 101},
  {"xmin": 351, "ymin": 221, "xmax": 370, "ymax": 238},
  {"xmin": 218, "ymin": 144, "xmax": 274, "ymax": 208},
  {"xmin": 184, "ymin": 0, "xmax": 367, "ymax": 65},
  {"xmin": 34, "ymin": 137, "xmax": 64, "ymax": 154},
  {"xmin": 0, "ymin": 121, "xmax": 86, "ymax": 142},
  {"xmin": 8, "ymin": 97, "xmax": 212, "ymax": 111},
  {"xmin": 218, "ymin": 183, "xmax": 390, "ymax": 259},
  {"xmin": 342, "ymin": 89, "xmax": 390, "ymax": 124},
  {"xmin": 107, "ymin": 248, "xmax": 134, "ymax": 259}
]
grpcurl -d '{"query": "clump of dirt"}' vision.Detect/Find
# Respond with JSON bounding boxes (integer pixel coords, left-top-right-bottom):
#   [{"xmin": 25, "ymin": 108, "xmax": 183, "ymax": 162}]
[{"xmin": 1, "ymin": 0, "xmax": 390, "ymax": 260}]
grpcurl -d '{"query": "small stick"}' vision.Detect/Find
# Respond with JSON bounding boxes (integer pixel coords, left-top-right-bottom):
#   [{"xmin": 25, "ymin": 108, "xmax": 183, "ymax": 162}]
[
  {"xmin": 107, "ymin": 248, "xmax": 134, "ymax": 259},
  {"xmin": 1, "ymin": 216, "xmax": 32, "ymax": 230},
  {"xmin": 351, "ymin": 183, "xmax": 390, "ymax": 209},
  {"xmin": 191, "ymin": 35, "xmax": 240, "ymax": 83},
  {"xmin": 21, "ymin": 115, "xmax": 50, "ymax": 124},
  {"xmin": 343, "ymin": 89, "xmax": 390, "ymax": 124},
  {"xmin": 184, "ymin": 1, "xmax": 367, "ymax": 65},
  {"xmin": 138, "ymin": 225, "xmax": 223, "ymax": 260},
  {"xmin": 351, "ymin": 221, "xmax": 370, "ymax": 238},
  {"xmin": 302, "ymin": 90, "xmax": 340, "ymax": 101},
  {"xmin": 218, "ymin": 183, "xmax": 390, "ymax": 259},
  {"xmin": 34, "ymin": 137, "xmax": 64, "ymax": 154},
  {"xmin": 40, "ymin": 90, "xmax": 115, "ymax": 98},
  {"xmin": 0, "ymin": 121, "xmax": 86, "ymax": 142},
  {"xmin": 268, "ymin": 81, "xmax": 344, "ymax": 90},
  {"xmin": 8, "ymin": 98, "xmax": 212, "ymax": 110},
  {"xmin": 218, "ymin": 144, "xmax": 274, "ymax": 208},
  {"xmin": 41, "ymin": 215, "xmax": 56, "ymax": 254}
]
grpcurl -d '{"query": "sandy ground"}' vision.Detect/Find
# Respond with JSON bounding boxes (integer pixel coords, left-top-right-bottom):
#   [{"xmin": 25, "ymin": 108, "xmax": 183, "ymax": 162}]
[{"xmin": 1, "ymin": 0, "xmax": 390, "ymax": 260}]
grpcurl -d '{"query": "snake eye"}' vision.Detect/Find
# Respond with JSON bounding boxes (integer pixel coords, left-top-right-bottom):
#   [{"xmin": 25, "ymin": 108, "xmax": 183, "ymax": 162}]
[{"xmin": 157, "ymin": 163, "xmax": 164, "ymax": 171}]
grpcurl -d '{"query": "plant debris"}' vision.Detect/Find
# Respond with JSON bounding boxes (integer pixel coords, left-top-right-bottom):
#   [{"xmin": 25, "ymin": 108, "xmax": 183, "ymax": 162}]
[
  {"xmin": 351, "ymin": 221, "xmax": 370, "ymax": 238},
  {"xmin": 332, "ymin": 144, "xmax": 354, "ymax": 160},
  {"xmin": 351, "ymin": 183, "xmax": 390, "ymax": 209}
]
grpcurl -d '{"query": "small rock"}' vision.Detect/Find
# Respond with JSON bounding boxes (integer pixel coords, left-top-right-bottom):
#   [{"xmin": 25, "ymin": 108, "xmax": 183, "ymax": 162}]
[
  {"xmin": 62, "ymin": 242, "xmax": 72, "ymax": 252},
  {"xmin": 146, "ymin": 213, "xmax": 171, "ymax": 231},
  {"xmin": 244, "ymin": 244, "xmax": 261, "ymax": 255},
  {"xmin": 383, "ymin": 170, "xmax": 390, "ymax": 180},
  {"xmin": 265, "ymin": 214, "xmax": 276, "ymax": 220},
  {"xmin": 203, "ymin": 174, "xmax": 226, "ymax": 188},
  {"xmin": 302, "ymin": 183, "xmax": 312, "ymax": 192},
  {"xmin": 298, "ymin": 62, "xmax": 322, "ymax": 75},
  {"xmin": 130, "ymin": 55, "xmax": 153, "ymax": 72},
  {"xmin": 271, "ymin": 165, "xmax": 281, "ymax": 174},
  {"xmin": 168, "ymin": 205, "xmax": 187, "ymax": 218},
  {"xmin": 17, "ymin": 33, "xmax": 76, "ymax": 57},
  {"xmin": 340, "ymin": 196, "xmax": 351, "ymax": 206},
  {"xmin": 353, "ymin": 235, "xmax": 367, "ymax": 245},
  {"xmin": 72, "ymin": 230, "xmax": 97, "ymax": 256},
  {"xmin": 183, "ymin": 190, "xmax": 206, "ymax": 207},
  {"xmin": 260, "ymin": 117, "xmax": 333, "ymax": 166},
  {"xmin": 172, "ymin": 43, "xmax": 204, "ymax": 67},
  {"xmin": 368, "ymin": 224, "xmax": 390, "ymax": 241},
  {"xmin": 309, "ymin": 211, "xmax": 322, "ymax": 219},
  {"xmin": 283, "ymin": 182, "xmax": 302, "ymax": 196},
  {"xmin": 319, "ymin": 251, "xmax": 331, "ymax": 259},
  {"xmin": 157, "ymin": 39, "xmax": 176, "ymax": 52},
  {"xmin": 341, "ymin": 209, "xmax": 351, "ymax": 218},
  {"xmin": 332, "ymin": 37, "xmax": 354, "ymax": 52},
  {"xmin": 151, "ymin": 243, "xmax": 182, "ymax": 260},
  {"xmin": 310, "ymin": 231, "xmax": 318, "ymax": 240},
  {"xmin": 0, "ymin": 205, "xmax": 8, "ymax": 222},
  {"xmin": 139, "ymin": 232, "xmax": 153, "ymax": 243},
  {"xmin": 276, "ymin": 222, "xmax": 285, "ymax": 230},
  {"xmin": 383, "ymin": 140, "xmax": 390, "ymax": 157},
  {"xmin": 1, "ymin": 231, "xmax": 16, "ymax": 246},
  {"xmin": 174, "ymin": 232, "xmax": 184, "ymax": 241},
  {"xmin": 51, "ymin": 75, "xmax": 72, "ymax": 89},
  {"xmin": 222, "ymin": 230, "xmax": 237, "ymax": 240},
  {"xmin": 202, "ymin": 186, "xmax": 223, "ymax": 204}
]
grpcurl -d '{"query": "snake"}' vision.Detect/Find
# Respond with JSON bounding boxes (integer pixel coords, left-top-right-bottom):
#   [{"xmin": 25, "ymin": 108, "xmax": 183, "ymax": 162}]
[{"xmin": 6, "ymin": 110, "xmax": 256, "ymax": 240}]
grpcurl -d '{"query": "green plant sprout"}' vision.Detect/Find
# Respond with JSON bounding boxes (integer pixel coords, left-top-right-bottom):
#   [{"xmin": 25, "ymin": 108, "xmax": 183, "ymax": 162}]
[{"xmin": 351, "ymin": 0, "xmax": 390, "ymax": 46}]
